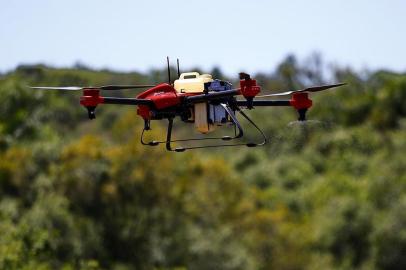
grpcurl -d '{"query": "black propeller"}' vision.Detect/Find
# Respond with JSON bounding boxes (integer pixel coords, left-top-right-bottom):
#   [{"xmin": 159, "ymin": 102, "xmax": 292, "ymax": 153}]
[{"xmin": 256, "ymin": 83, "xmax": 346, "ymax": 97}]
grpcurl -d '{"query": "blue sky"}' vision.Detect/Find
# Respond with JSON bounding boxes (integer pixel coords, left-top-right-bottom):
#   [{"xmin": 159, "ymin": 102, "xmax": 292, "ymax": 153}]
[{"xmin": 1, "ymin": 0, "xmax": 405, "ymax": 75}]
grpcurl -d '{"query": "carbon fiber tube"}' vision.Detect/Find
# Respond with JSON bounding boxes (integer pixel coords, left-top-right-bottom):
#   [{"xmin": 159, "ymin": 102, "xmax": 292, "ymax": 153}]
[
  {"xmin": 102, "ymin": 97, "xmax": 154, "ymax": 106},
  {"xmin": 236, "ymin": 100, "xmax": 291, "ymax": 107}
]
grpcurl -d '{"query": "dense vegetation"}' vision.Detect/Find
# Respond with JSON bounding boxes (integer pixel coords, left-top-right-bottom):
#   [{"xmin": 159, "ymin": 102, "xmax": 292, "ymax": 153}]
[{"xmin": 0, "ymin": 55, "xmax": 405, "ymax": 269}]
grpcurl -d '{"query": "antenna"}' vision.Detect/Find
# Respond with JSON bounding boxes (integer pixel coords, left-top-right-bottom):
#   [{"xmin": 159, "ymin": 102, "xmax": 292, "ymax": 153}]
[
  {"xmin": 177, "ymin": 58, "xmax": 180, "ymax": 78},
  {"xmin": 167, "ymin": 56, "xmax": 171, "ymax": 84}
]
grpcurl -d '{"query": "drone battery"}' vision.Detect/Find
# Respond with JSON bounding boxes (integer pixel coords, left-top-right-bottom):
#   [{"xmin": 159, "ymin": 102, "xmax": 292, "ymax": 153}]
[
  {"xmin": 209, "ymin": 106, "xmax": 227, "ymax": 125},
  {"xmin": 207, "ymin": 80, "xmax": 232, "ymax": 125},
  {"xmin": 207, "ymin": 79, "xmax": 232, "ymax": 92}
]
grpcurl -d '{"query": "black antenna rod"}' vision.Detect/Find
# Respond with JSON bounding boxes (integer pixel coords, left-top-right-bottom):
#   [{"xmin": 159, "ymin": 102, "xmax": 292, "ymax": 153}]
[
  {"xmin": 167, "ymin": 56, "xmax": 171, "ymax": 84},
  {"xmin": 177, "ymin": 58, "xmax": 180, "ymax": 78}
]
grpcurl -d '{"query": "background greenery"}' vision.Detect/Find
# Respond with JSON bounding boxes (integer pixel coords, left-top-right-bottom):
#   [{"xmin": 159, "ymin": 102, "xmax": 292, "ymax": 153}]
[{"xmin": 0, "ymin": 55, "xmax": 405, "ymax": 269}]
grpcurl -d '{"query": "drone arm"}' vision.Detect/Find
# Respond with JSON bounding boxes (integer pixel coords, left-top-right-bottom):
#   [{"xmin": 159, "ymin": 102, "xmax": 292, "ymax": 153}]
[
  {"xmin": 102, "ymin": 97, "xmax": 154, "ymax": 106},
  {"xmin": 237, "ymin": 92, "xmax": 313, "ymax": 121},
  {"xmin": 236, "ymin": 100, "xmax": 291, "ymax": 107},
  {"xmin": 80, "ymin": 89, "xmax": 154, "ymax": 119},
  {"xmin": 80, "ymin": 89, "xmax": 154, "ymax": 106}
]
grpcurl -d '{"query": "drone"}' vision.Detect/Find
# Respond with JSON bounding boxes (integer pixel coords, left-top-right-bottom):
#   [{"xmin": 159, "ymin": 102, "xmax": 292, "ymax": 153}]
[{"xmin": 31, "ymin": 58, "xmax": 345, "ymax": 152}]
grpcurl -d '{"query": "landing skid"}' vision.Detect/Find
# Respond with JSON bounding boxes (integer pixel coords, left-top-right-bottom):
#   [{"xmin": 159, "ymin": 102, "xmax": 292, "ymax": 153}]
[{"xmin": 141, "ymin": 104, "xmax": 267, "ymax": 152}]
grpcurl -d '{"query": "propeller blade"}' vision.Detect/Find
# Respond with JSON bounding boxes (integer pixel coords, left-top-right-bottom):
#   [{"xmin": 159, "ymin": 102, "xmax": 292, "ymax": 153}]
[
  {"xmin": 30, "ymin": 85, "xmax": 155, "ymax": 91},
  {"xmin": 30, "ymin": 86, "xmax": 84, "ymax": 91},
  {"xmin": 99, "ymin": 85, "xmax": 155, "ymax": 90},
  {"xmin": 258, "ymin": 90, "xmax": 295, "ymax": 97},
  {"xmin": 256, "ymin": 83, "xmax": 346, "ymax": 97},
  {"xmin": 302, "ymin": 83, "xmax": 347, "ymax": 92}
]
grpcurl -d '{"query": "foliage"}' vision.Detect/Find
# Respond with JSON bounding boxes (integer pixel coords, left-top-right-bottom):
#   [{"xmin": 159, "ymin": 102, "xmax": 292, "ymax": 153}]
[{"xmin": 0, "ymin": 57, "xmax": 405, "ymax": 269}]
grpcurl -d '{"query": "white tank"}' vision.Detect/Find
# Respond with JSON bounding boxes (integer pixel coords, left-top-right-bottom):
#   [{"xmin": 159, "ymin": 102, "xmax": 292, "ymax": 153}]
[{"xmin": 174, "ymin": 72, "xmax": 213, "ymax": 93}]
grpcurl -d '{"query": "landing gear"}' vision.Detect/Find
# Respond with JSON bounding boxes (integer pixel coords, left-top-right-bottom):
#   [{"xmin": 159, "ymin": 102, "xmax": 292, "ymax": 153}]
[{"xmin": 141, "ymin": 104, "xmax": 267, "ymax": 152}]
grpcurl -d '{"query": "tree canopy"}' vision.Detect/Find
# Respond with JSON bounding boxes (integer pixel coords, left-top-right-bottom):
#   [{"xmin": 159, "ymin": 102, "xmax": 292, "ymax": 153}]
[{"xmin": 0, "ymin": 56, "xmax": 405, "ymax": 269}]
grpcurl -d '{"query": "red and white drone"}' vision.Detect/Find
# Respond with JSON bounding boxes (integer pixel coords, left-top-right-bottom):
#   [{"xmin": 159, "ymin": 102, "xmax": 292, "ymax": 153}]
[{"xmin": 32, "ymin": 58, "xmax": 345, "ymax": 152}]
